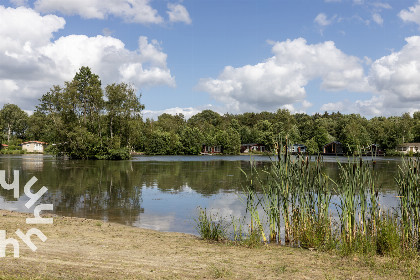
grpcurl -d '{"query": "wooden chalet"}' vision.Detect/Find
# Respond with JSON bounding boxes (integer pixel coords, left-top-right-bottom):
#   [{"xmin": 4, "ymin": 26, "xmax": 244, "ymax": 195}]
[
  {"xmin": 323, "ymin": 141, "xmax": 344, "ymax": 155},
  {"xmin": 240, "ymin": 144, "xmax": 265, "ymax": 153},
  {"xmin": 201, "ymin": 145, "xmax": 222, "ymax": 155}
]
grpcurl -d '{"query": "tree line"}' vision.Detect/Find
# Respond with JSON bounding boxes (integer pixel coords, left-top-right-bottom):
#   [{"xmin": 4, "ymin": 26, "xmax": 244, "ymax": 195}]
[{"xmin": 0, "ymin": 67, "xmax": 419, "ymax": 158}]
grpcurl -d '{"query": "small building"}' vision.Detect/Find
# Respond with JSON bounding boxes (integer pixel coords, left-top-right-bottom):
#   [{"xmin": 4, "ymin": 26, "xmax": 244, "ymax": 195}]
[
  {"xmin": 323, "ymin": 141, "xmax": 344, "ymax": 155},
  {"xmin": 396, "ymin": 143, "xmax": 420, "ymax": 154},
  {"xmin": 362, "ymin": 144, "xmax": 384, "ymax": 156},
  {"xmin": 202, "ymin": 145, "xmax": 222, "ymax": 154},
  {"xmin": 22, "ymin": 141, "xmax": 47, "ymax": 153},
  {"xmin": 288, "ymin": 144, "xmax": 307, "ymax": 154},
  {"xmin": 240, "ymin": 143, "xmax": 265, "ymax": 153}
]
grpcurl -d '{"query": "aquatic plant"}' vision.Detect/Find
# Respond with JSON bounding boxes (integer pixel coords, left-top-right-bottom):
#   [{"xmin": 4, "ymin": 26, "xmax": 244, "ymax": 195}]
[
  {"xmin": 194, "ymin": 207, "xmax": 228, "ymax": 241},
  {"xmin": 196, "ymin": 142, "xmax": 419, "ymax": 257},
  {"xmin": 396, "ymin": 157, "xmax": 419, "ymax": 252}
]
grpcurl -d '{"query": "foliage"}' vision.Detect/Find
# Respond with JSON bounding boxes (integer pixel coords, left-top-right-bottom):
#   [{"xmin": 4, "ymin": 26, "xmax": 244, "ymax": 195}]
[
  {"xmin": 179, "ymin": 126, "xmax": 204, "ymax": 155},
  {"xmin": 195, "ymin": 208, "xmax": 228, "ymax": 241},
  {"xmin": 201, "ymin": 145, "xmax": 420, "ymax": 258},
  {"xmin": 0, "ymin": 68, "xmax": 419, "ymax": 157},
  {"xmin": 0, "ymin": 104, "xmax": 28, "ymax": 143},
  {"xmin": 35, "ymin": 67, "xmax": 144, "ymax": 159},
  {"xmin": 215, "ymin": 128, "xmax": 241, "ymax": 154}
]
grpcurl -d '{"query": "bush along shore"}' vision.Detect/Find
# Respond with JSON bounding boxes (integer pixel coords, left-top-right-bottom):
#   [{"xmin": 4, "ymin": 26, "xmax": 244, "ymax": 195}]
[{"xmin": 196, "ymin": 140, "xmax": 419, "ymax": 259}]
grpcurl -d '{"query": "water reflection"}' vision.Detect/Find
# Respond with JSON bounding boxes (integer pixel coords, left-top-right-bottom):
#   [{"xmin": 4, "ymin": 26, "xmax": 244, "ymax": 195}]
[{"xmin": 0, "ymin": 155, "xmax": 402, "ymax": 234}]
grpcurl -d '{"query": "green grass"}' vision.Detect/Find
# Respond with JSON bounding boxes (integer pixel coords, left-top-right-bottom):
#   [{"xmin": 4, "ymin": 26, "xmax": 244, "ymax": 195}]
[{"xmin": 194, "ymin": 208, "xmax": 228, "ymax": 241}]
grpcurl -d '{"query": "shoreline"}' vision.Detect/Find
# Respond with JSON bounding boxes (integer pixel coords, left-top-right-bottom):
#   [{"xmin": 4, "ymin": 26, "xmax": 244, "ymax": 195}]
[{"xmin": 0, "ymin": 210, "xmax": 417, "ymax": 279}]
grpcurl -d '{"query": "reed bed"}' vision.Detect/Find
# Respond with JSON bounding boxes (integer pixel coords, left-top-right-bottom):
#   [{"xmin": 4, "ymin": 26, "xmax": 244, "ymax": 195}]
[{"xmin": 195, "ymin": 140, "xmax": 419, "ymax": 256}]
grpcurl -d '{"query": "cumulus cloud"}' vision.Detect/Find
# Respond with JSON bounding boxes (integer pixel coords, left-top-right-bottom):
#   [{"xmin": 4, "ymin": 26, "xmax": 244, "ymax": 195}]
[
  {"xmin": 399, "ymin": 0, "xmax": 420, "ymax": 26},
  {"xmin": 34, "ymin": 0, "xmax": 164, "ymax": 24},
  {"xmin": 0, "ymin": 6, "xmax": 175, "ymax": 110},
  {"xmin": 197, "ymin": 38, "xmax": 368, "ymax": 113},
  {"xmin": 319, "ymin": 37, "xmax": 420, "ymax": 117},
  {"xmin": 167, "ymin": 3, "xmax": 191, "ymax": 24},
  {"xmin": 368, "ymin": 36, "xmax": 420, "ymax": 103}
]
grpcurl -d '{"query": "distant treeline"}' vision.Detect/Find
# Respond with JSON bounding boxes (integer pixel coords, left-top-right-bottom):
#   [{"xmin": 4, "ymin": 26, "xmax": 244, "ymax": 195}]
[{"xmin": 0, "ymin": 67, "xmax": 419, "ymax": 158}]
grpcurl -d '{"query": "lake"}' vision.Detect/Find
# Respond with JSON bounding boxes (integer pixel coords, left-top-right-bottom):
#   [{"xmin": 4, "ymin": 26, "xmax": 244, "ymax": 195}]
[{"xmin": 0, "ymin": 154, "xmax": 402, "ymax": 235}]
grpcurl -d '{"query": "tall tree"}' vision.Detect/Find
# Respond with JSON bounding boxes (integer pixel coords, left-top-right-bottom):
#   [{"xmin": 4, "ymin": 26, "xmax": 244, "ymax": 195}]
[
  {"xmin": 0, "ymin": 104, "xmax": 28, "ymax": 143},
  {"xmin": 73, "ymin": 66, "xmax": 103, "ymax": 129},
  {"xmin": 105, "ymin": 82, "xmax": 144, "ymax": 147}
]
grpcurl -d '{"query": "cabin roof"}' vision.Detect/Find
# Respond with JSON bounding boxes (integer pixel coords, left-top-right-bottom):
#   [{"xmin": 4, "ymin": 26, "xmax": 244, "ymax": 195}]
[
  {"xmin": 398, "ymin": 143, "xmax": 420, "ymax": 146},
  {"xmin": 22, "ymin": 141, "xmax": 47, "ymax": 145},
  {"xmin": 323, "ymin": 141, "xmax": 342, "ymax": 147}
]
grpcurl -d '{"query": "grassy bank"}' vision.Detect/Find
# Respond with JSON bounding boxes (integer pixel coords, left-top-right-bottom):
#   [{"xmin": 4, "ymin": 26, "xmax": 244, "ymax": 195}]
[{"xmin": 0, "ymin": 210, "xmax": 417, "ymax": 279}]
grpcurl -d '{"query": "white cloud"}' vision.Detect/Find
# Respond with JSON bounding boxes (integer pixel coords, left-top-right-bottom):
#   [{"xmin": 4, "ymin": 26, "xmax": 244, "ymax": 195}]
[
  {"xmin": 0, "ymin": 6, "xmax": 175, "ymax": 110},
  {"xmin": 34, "ymin": 0, "xmax": 164, "ymax": 24},
  {"xmin": 399, "ymin": 0, "xmax": 420, "ymax": 26},
  {"xmin": 142, "ymin": 104, "xmax": 216, "ymax": 120},
  {"xmin": 320, "ymin": 101, "xmax": 344, "ymax": 112},
  {"xmin": 321, "ymin": 36, "xmax": 420, "ymax": 117},
  {"xmin": 368, "ymin": 36, "xmax": 420, "ymax": 103},
  {"xmin": 372, "ymin": 13, "xmax": 383, "ymax": 25},
  {"xmin": 372, "ymin": 3, "xmax": 391, "ymax": 10},
  {"xmin": 197, "ymin": 38, "xmax": 368, "ymax": 113},
  {"xmin": 314, "ymin": 13, "xmax": 332, "ymax": 26},
  {"xmin": 167, "ymin": 3, "xmax": 191, "ymax": 24},
  {"xmin": 302, "ymin": 100, "xmax": 313, "ymax": 109}
]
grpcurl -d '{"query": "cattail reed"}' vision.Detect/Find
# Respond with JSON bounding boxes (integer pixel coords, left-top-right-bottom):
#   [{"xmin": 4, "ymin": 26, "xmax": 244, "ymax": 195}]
[{"xmin": 196, "ymin": 140, "xmax": 419, "ymax": 256}]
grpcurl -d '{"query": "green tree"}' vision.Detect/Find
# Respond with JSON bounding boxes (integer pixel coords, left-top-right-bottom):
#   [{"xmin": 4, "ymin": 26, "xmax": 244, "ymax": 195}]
[
  {"xmin": 215, "ymin": 128, "xmax": 241, "ymax": 154},
  {"xmin": 179, "ymin": 126, "xmax": 204, "ymax": 155},
  {"xmin": 154, "ymin": 113, "xmax": 185, "ymax": 134},
  {"xmin": 105, "ymin": 82, "xmax": 144, "ymax": 148},
  {"xmin": 341, "ymin": 119, "xmax": 371, "ymax": 154},
  {"xmin": 36, "ymin": 67, "xmax": 143, "ymax": 159},
  {"xmin": 144, "ymin": 130, "xmax": 181, "ymax": 155},
  {"xmin": 0, "ymin": 104, "xmax": 28, "ymax": 143},
  {"xmin": 188, "ymin": 110, "xmax": 222, "ymax": 130},
  {"xmin": 305, "ymin": 138, "xmax": 319, "ymax": 155},
  {"xmin": 313, "ymin": 124, "xmax": 332, "ymax": 152},
  {"xmin": 413, "ymin": 111, "xmax": 420, "ymax": 142},
  {"xmin": 255, "ymin": 120, "xmax": 275, "ymax": 149},
  {"xmin": 73, "ymin": 66, "xmax": 103, "ymax": 130}
]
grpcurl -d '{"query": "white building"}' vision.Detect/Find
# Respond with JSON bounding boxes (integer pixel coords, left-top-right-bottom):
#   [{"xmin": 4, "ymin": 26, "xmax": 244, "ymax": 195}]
[
  {"xmin": 397, "ymin": 143, "xmax": 420, "ymax": 154},
  {"xmin": 22, "ymin": 141, "xmax": 47, "ymax": 153}
]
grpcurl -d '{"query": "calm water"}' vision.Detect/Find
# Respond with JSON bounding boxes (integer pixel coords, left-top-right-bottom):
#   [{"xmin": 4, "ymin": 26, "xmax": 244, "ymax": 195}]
[{"xmin": 0, "ymin": 154, "xmax": 402, "ymax": 234}]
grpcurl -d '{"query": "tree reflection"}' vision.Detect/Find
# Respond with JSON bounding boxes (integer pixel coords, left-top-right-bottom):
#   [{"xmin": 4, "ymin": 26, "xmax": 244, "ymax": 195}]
[{"xmin": 0, "ymin": 155, "xmax": 401, "ymax": 227}]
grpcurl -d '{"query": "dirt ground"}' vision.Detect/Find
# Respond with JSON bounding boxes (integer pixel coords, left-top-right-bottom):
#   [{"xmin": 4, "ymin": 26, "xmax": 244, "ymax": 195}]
[{"xmin": 0, "ymin": 210, "xmax": 418, "ymax": 280}]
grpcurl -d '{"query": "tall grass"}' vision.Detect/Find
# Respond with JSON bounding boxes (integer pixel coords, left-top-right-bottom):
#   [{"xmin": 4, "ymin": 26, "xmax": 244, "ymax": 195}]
[
  {"xmin": 195, "ymin": 139, "xmax": 419, "ymax": 257},
  {"xmin": 195, "ymin": 207, "xmax": 228, "ymax": 241},
  {"xmin": 396, "ymin": 157, "xmax": 419, "ymax": 252}
]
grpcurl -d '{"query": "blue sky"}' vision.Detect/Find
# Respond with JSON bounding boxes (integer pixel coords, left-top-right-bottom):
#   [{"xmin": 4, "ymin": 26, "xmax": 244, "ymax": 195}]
[{"xmin": 1, "ymin": 0, "xmax": 420, "ymax": 119}]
